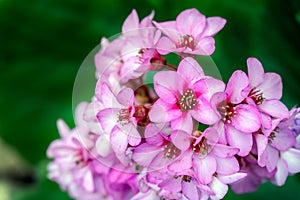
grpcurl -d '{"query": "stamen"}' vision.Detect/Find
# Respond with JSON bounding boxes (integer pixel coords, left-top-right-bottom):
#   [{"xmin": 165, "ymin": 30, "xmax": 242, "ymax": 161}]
[
  {"xmin": 182, "ymin": 175, "xmax": 192, "ymax": 182},
  {"xmin": 117, "ymin": 108, "xmax": 131, "ymax": 126},
  {"xmin": 217, "ymin": 101, "xmax": 237, "ymax": 124},
  {"xmin": 178, "ymin": 35, "xmax": 195, "ymax": 50},
  {"xmin": 162, "ymin": 143, "xmax": 180, "ymax": 159},
  {"xmin": 249, "ymin": 88, "xmax": 264, "ymax": 105},
  {"xmin": 178, "ymin": 89, "xmax": 197, "ymax": 112},
  {"xmin": 268, "ymin": 127, "xmax": 278, "ymax": 143}
]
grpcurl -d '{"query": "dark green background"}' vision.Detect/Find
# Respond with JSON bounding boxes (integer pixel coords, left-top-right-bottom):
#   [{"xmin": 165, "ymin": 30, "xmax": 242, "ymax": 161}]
[{"xmin": 0, "ymin": 0, "xmax": 299, "ymax": 199}]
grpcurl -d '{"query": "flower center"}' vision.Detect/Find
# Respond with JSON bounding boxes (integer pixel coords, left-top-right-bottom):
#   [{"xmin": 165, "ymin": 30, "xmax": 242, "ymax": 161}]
[
  {"xmin": 161, "ymin": 142, "xmax": 180, "ymax": 159},
  {"xmin": 117, "ymin": 108, "xmax": 131, "ymax": 126},
  {"xmin": 249, "ymin": 88, "xmax": 264, "ymax": 105},
  {"xmin": 178, "ymin": 35, "xmax": 195, "ymax": 50},
  {"xmin": 217, "ymin": 101, "xmax": 237, "ymax": 124},
  {"xmin": 181, "ymin": 175, "xmax": 192, "ymax": 182},
  {"xmin": 192, "ymin": 138, "xmax": 210, "ymax": 155},
  {"xmin": 268, "ymin": 127, "xmax": 278, "ymax": 143},
  {"xmin": 178, "ymin": 89, "xmax": 197, "ymax": 112}
]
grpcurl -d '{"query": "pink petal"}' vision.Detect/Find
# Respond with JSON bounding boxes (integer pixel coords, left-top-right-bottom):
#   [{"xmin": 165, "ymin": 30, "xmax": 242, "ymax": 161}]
[
  {"xmin": 226, "ymin": 125, "xmax": 253, "ymax": 156},
  {"xmin": 156, "ymin": 36, "xmax": 176, "ymax": 55},
  {"xmin": 193, "ymin": 77, "xmax": 225, "ymax": 100},
  {"xmin": 209, "ymin": 177, "xmax": 228, "ymax": 199},
  {"xmin": 97, "ymin": 108, "xmax": 119, "ymax": 134},
  {"xmin": 154, "ymin": 71, "xmax": 180, "ymax": 104},
  {"xmin": 193, "ymin": 154, "xmax": 217, "ymax": 184},
  {"xmin": 216, "ymin": 157, "xmax": 239, "ymax": 175},
  {"xmin": 83, "ymin": 170, "xmax": 94, "ymax": 192},
  {"xmin": 171, "ymin": 114, "xmax": 194, "ymax": 134},
  {"xmin": 247, "ymin": 57, "xmax": 265, "ymax": 88},
  {"xmin": 170, "ymin": 130, "xmax": 191, "ymax": 151},
  {"xmin": 182, "ymin": 181, "xmax": 199, "ymax": 200},
  {"xmin": 274, "ymin": 158, "xmax": 288, "ymax": 186},
  {"xmin": 96, "ymin": 81, "xmax": 120, "ymax": 108},
  {"xmin": 201, "ymin": 17, "xmax": 226, "ymax": 37},
  {"xmin": 258, "ymin": 72, "xmax": 282, "ymax": 100},
  {"xmin": 56, "ymin": 119, "xmax": 70, "ymax": 138},
  {"xmin": 265, "ymin": 145, "xmax": 279, "ymax": 172},
  {"xmin": 254, "ymin": 133, "xmax": 268, "ymax": 167},
  {"xmin": 168, "ymin": 149, "xmax": 193, "ymax": 174},
  {"xmin": 110, "ymin": 126, "xmax": 128, "ymax": 154},
  {"xmin": 212, "ymin": 144, "xmax": 239, "ymax": 158},
  {"xmin": 231, "ymin": 104, "xmax": 261, "ymax": 133},
  {"xmin": 158, "ymin": 178, "xmax": 181, "ymax": 193},
  {"xmin": 259, "ymin": 100, "xmax": 289, "ymax": 119},
  {"xmin": 261, "ymin": 112, "xmax": 272, "ymax": 130},
  {"xmin": 281, "ymin": 148, "xmax": 300, "ymax": 173},
  {"xmin": 140, "ymin": 11, "xmax": 154, "ymax": 28},
  {"xmin": 177, "ymin": 57, "xmax": 205, "ymax": 83},
  {"xmin": 218, "ymin": 172, "xmax": 247, "ymax": 184},
  {"xmin": 116, "ymin": 87, "xmax": 134, "ymax": 107},
  {"xmin": 226, "ymin": 70, "xmax": 249, "ymax": 104},
  {"xmin": 153, "ymin": 21, "xmax": 179, "ymax": 42},
  {"xmin": 176, "ymin": 8, "xmax": 206, "ymax": 36},
  {"xmin": 272, "ymin": 129, "xmax": 296, "ymax": 151},
  {"xmin": 144, "ymin": 123, "xmax": 165, "ymax": 146},
  {"xmin": 132, "ymin": 143, "xmax": 161, "ymax": 166},
  {"xmin": 122, "ymin": 9, "xmax": 139, "ymax": 34},
  {"xmin": 124, "ymin": 123, "xmax": 141, "ymax": 146},
  {"xmin": 95, "ymin": 134, "xmax": 112, "ymax": 157},
  {"xmin": 149, "ymin": 99, "xmax": 182, "ymax": 123},
  {"xmin": 193, "ymin": 36, "xmax": 215, "ymax": 55},
  {"xmin": 190, "ymin": 96, "xmax": 219, "ymax": 125}
]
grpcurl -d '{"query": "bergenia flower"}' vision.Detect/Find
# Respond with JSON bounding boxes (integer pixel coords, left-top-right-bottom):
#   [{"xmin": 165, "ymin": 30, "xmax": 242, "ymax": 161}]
[
  {"xmin": 47, "ymin": 8, "xmax": 300, "ymax": 200},
  {"xmin": 96, "ymin": 81, "xmax": 141, "ymax": 164},
  {"xmin": 120, "ymin": 10, "xmax": 165, "ymax": 83},
  {"xmin": 149, "ymin": 57, "xmax": 225, "ymax": 133},
  {"xmin": 47, "ymin": 118, "xmax": 106, "ymax": 199},
  {"xmin": 169, "ymin": 128, "xmax": 240, "ymax": 185},
  {"xmin": 154, "ymin": 8, "xmax": 226, "ymax": 56},
  {"xmin": 132, "ymin": 123, "xmax": 181, "ymax": 171},
  {"xmin": 212, "ymin": 70, "xmax": 261, "ymax": 156},
  {"xmin": 246, "ymin": 58, "xmax": 289, "ymax": 130}
]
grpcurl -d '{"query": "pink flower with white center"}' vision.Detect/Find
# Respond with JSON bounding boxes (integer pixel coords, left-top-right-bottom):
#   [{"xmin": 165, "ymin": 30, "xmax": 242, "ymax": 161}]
[
  {"xmin": 211, "ymin": 70, "xmax": 261, "ymax": 156},
  {"xmin": 149, "ymin": 57, "xmax": 225, "ymax": 133},
  {"xmin": 154, "ymin": 8, "xmax": 226, "ymax": 56},
  {"xmin": 169, "ymin": 128, "xmax": 241, "ymax": 186},
  {"xmin": 120, "ymin": 10, "xmax": 165, "ymax": 83},
  {"xmin": 246, "ymin": 58, "xmax": 289, "ymax": 130}
]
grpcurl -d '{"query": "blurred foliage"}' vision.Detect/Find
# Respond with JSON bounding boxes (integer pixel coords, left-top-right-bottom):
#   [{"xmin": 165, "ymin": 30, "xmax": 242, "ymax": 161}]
[{"xmin": 0, "ymin": 0, "xmax": 299, "ymax": 199}]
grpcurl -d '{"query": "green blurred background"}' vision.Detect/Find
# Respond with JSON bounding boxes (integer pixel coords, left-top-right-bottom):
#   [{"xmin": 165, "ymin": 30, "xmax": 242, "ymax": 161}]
[{"xmin": 0, "ymin": 0, "xmax": 299, "ymax": 199}]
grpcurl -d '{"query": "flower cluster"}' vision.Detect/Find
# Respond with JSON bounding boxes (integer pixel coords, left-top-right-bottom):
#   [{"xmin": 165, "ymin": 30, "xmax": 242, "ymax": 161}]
[{"xmin": 47, "ymin": 9, "xmax": 300, "ymax": 200}]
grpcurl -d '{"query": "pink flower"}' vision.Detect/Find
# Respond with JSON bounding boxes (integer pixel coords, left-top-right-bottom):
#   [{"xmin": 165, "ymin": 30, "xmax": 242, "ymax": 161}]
[
  {"xmin": 169, "ymin": 128, "xmax": 241, "ymax": 186},
  {"xmin": 149, "ymin": 57, "xmax": 225, "ymax": 133},
  {"xmin": 47, "ymin": 118, "xmax": 107, "ymax": 199},
  {"xmin": 95, "ymin": 37, "xmax": 126, "ymax": 81},
  {"xmin": 212, "ymin": 70, "xmax": 261, "ymax": 156},
  {"xmin": 230, "ymin": 155, "xmax": 275, "ymax": 194},
  {"xmin": 246, "ymin": 58, "xmax": 289, "ymax": 130},
  {"xmin": 96, "ymin": 81, "xmax": 141, "ymax": 164},
  {"xmin": 132, "ymin": 123, "xmax": 181, "ymax": 171},
  {"xmin": 120, "ymin": 10, "xmax": 165, "ymax": 83},
  {"xmin": 154, "ymin": 8, "xmax": 226, "ymax": 56}
]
